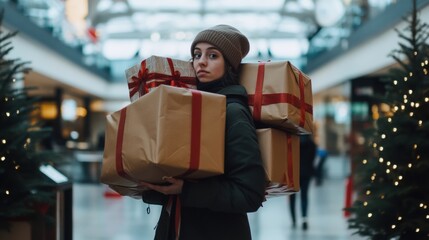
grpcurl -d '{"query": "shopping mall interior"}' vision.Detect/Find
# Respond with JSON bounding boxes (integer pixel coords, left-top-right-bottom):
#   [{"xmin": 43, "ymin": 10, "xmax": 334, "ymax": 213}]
[{"xmin": 1, "ymin": 0, "xmax": 429, "ymax": 239}]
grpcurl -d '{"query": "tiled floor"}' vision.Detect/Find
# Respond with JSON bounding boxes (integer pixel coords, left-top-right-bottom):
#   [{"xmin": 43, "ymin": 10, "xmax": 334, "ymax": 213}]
[{"xmin": 73, "ymin": 176, "xmax": 364, "ymax": 240}]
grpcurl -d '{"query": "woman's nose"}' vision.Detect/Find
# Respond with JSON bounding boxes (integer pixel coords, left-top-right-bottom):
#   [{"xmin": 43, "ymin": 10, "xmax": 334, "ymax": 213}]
[{"xmin": 198, "ymin": 55, "xmax": 207, "ymax": 65}]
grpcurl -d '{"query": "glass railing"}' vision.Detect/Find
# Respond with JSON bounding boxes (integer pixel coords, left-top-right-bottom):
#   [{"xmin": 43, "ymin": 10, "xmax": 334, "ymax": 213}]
[{"xmin": 2, "ymin": 0, "xmax": 399, "ymax": 81}]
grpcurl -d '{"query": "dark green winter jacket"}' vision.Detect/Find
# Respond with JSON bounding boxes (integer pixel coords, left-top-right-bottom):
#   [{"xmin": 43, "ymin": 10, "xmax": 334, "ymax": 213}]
[{"xmin": 142, "ymin": 85, "xmax": 267, "ymax": 240}]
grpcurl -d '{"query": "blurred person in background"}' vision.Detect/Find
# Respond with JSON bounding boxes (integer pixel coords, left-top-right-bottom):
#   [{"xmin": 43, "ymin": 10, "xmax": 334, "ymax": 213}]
[
  {"xmin": 315, "ymin": 147, "xmax": 328, "ymax": 186},
  {"xmin": 312, "ymin": 121, "xmax": 328, "ymax": 186},
  {"xmin": 289, "ymin": 134, "xmax": 317, "ymax": 230}
]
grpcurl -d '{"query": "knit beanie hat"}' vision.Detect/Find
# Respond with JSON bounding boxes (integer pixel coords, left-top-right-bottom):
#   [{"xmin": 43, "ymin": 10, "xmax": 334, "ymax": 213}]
[{"xmin": 191, "ymin": 25, "xmax": 250, "ymax": 71}]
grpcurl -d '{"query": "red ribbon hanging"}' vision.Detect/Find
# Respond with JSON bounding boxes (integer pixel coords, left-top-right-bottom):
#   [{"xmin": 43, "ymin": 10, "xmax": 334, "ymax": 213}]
[
  {"xmin": 248, "ymin": 63, "xmax": 312, "ymax": 128},
  {"xmin": 166, "ymin": 195, "xmax": 182, "ymax": 240},
  {"xmin": 128, "ymin": 58, "xmax": 196, "ymax": 98},
  {"xmin": 175, "ymin": 196, "xmax": 182, "ymax": 239}
]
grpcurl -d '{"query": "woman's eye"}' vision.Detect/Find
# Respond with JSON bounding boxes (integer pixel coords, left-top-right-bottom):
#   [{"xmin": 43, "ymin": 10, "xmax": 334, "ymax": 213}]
[
  {"xmin": 193, "ymin": 53, "xmax": 202, "ymax": 59},
  {"xmin": 209, "ymin": 53, "xmax": 218, "ymax": 59}
]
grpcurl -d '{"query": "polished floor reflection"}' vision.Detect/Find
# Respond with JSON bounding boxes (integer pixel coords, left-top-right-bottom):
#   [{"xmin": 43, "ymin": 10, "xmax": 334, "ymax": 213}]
[{"xmin": 73, "ymin": 175, "xmax": 364, "ymax": 240}]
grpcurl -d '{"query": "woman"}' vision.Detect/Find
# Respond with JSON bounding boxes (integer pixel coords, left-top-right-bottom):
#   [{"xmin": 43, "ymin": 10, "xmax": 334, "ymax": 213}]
[{"xmin": 141, "ymin": 25, "xmax": 267, "ymax": 240}]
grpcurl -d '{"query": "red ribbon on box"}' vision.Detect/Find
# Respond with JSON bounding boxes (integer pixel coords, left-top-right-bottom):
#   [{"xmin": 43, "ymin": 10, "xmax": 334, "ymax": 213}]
[
  {"xmin": 280, "ymin": 134, "xmax": 295, "ymax": 190},
  {"xmin": 247, "ymin": 62, "xmax": 312, "ymax": 128},
  {"xmin": 115, "ymin": 108, "xmax": 139, "ymax": 183},
  {"xmin": 286, "ymin": 134, "xmax": 295, "ymax": 188},
  {"xmin": 128, "ymin": 58, "xmax": 196, "ymax": 98},
  {"xmin": 175, "ymin": 90, "xmax": 202, "ymax": 178},
  {"xmin": 266, "ymin": 134, "xmax": 296, "ymax": 196}
]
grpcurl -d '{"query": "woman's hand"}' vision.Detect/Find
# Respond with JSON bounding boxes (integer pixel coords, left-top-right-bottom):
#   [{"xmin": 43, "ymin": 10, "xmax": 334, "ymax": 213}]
[{"xmin": 140, "ymin": 177, "xmax": 184, "ymax": 195}]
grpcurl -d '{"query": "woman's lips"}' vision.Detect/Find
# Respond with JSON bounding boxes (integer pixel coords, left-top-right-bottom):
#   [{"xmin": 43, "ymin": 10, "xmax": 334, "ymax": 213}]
[{"xmin": 197, "ymin": 70, "xmax": 209, "ymax": 77}]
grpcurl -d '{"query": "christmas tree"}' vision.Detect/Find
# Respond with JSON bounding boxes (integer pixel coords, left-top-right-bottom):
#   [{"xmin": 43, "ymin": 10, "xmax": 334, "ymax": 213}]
[
  {"xmin": 0, "ymin": 11, "xmax": 59, "ymax": 230},
  {"xmin": 348, "ymin": 0, "xmax": 429, "ymax": 239}
]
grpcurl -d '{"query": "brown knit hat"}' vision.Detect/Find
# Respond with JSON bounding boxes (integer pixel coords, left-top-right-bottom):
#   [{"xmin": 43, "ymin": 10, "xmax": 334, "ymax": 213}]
[{"xmin": 191, "ymin": 25, "xmax": 250, "ymax": 71}]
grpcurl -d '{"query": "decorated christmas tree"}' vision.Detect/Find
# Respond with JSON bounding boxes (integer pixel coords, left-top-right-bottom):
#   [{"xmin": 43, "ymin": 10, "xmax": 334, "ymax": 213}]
[
  {"xmin": 348, "ymin": 0, "xmax": 429, "ymax": 239},
  {"xmin": 0, "ymin": 11, "xmax": 59, "ymax": 230}
]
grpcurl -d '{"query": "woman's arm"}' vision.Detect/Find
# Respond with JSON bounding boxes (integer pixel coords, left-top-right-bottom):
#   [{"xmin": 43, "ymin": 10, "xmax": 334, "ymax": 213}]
[{"xmin": 141, "ymin": 189, "xmax": 169, "ymax": 205}]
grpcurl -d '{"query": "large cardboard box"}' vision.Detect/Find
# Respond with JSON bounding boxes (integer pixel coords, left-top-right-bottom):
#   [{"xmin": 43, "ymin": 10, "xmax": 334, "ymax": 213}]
[
  {"xmin": 257, "ymin": 128, "xmax": 300, "ymax": 196},
  {"xmin": 126, "ymin": 55, "xmax": 197, "ymax": 102},
  {"xmin": 240, "ymin": 61, "xmax": 313, "ymax": 134},
  {"xmin": 101, "ymin": 85, "xmax": 226, "ymax": 191}
]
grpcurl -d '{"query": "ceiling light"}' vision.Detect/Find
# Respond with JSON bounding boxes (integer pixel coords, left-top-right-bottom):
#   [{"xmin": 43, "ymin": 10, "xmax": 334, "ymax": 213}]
[{"xmin": 315, "ymin": 0, "xmax": 345, "ymax": 27}]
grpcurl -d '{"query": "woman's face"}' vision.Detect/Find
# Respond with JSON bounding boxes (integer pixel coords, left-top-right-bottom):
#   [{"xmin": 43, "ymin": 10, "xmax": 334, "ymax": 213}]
[{"xmin": 192, "ymin": 42, "xmax": 225, "ymax": 83}]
